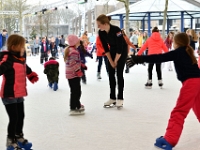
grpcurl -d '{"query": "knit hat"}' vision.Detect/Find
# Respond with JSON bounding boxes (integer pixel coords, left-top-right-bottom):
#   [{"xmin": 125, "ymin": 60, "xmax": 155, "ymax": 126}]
[{"xmin": 67, "ymin": 35, "xmax": 79, "ymax": 46}]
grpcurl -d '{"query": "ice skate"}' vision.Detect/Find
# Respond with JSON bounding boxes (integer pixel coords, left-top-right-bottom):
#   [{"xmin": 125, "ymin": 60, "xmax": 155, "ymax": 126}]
[
  {"xmin": 6, "ymin": 137, "xmax": 24, "ymax": 150},
  {"xmin": 53, "ymin": 82, "xmax": 58, "ymax": 91},
  {"xmin": 116, "ymin": 100, "xmax": 123, "ymax": 109},
  {"xmin": 16, "ymin": 134, "xmax": 32, "ymax": 150},
  {"xmin": 69, "ymin": 109, "xmax": 85, "ymax": 115},
  {"xmin": 154, "ymin": 136, "xmax": 173, "ymax": 150},
  {"xmin": 103, "ymin": 99, "xmax": 116, "ymax": 108},
  {"xmin": 158, "ymin": 80, "xmax": 163, "ymax": 89},
  {"xmin": 145, "ymin": 80, "xmax": 152, "ymax": 89},
  {"xmin": 97, "ymin": 72, "xmax": 101, "ymax": 79},
  {"xmin": 79, "ymin": 104, "xmax": 85, "ymax": 111},
  {"xmin": 48, "ymin": 83, "xmax": 52, "ymax": 88}
]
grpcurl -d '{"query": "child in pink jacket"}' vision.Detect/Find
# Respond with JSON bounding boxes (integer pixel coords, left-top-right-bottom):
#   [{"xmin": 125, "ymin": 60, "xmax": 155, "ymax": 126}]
[
  {"xmin": 137, "ymin": 27, "xmax": 168, "ymax": 89},
  {"xmin": 64, "ymin": 35, "xmax": 85, "ymax": 115}
]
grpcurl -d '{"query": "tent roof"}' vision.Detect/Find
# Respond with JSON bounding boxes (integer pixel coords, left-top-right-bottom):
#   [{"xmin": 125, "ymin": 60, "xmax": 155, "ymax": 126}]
[{"xmin": 107, "ymin": 0, "xmax": 200, "ymax": 21}]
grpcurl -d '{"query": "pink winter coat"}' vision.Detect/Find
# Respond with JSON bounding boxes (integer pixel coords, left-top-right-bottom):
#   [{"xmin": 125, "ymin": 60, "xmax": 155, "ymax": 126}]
[{"xmin": 138, "ymin": 32, "xmax": 168, "ymax": 55}]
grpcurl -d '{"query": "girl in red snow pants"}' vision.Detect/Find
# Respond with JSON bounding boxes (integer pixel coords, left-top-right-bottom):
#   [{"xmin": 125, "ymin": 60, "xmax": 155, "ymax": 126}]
[{"xmin": 164, "ymin": 78, "xmax": 200, "ymax": 146}]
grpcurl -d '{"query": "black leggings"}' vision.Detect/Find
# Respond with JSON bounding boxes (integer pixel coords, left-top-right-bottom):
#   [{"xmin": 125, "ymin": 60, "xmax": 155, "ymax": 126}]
[
  {"xmin": 5, "ymin": 102, "xmax": 25, "ymax": 139},
  {"xmin": 108, "ymin": 55, "xmax": 126, "ymax": 100},
  {"xmin": 68, "ymin": 77, "xmax": 81, "ymax": 110},
  {"xmin": 148, "ymin": 63, "xmax": 162, "ymax": 80}
]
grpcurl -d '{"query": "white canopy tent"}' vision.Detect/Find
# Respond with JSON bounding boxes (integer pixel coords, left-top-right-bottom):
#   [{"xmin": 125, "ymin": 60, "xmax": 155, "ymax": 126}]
[{"xmin": 106, "ymin": 0, "xmax": 200, "ymax": 35}]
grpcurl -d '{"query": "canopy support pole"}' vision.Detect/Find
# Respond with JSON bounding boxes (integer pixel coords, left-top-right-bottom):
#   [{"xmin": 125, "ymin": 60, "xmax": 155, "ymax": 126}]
[
  {"xmin": 190, "ymin": 17, "xmax": 193, "ymax": 29},
  {"xmin": 148, "ymin": 12, "xmax": 151, "ymax": 36},
  {"xmin": 167, "ymin": 19, "xmax": 170, "ymax": 34},
  {"xmin": 181, "ymin": 12, "xmax": 184, "ymax": 32},
  {"xmin": 142, "ymin": 19, "xmax": 145, "ymax": 32},
  {"xmin": 119, "ymin": 14, "xmax": 123, "ymax": 28}
]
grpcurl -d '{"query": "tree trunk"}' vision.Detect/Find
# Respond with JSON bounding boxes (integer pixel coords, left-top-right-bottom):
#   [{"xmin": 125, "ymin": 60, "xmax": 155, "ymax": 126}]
[
  {"xmin": 162, "ymin": 0, "xmax": 168, "ymax": 39},
  {"xmin": 125, "ymin": 0, "xmax": 130, "ymax": 36}
]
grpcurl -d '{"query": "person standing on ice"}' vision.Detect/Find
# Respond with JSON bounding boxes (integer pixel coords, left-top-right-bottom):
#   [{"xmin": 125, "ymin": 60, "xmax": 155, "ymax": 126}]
[
  {"xmin": 96, "ymin": 14, "xmax": 128, "ymax": 108},
  {"xmin": 127, "ymin": 32, "xmax": 200, "ymax": 150},
  {"xmin": 137, "ymin": 27, "xmax": 168, "ymax": 89},
  {"xmin": 0, "ymin": 34, "xmax": 39, "ymax": 150},
  {"xmin": 64, "ymin": 35, "xmax": 85, "ymax": 115}
]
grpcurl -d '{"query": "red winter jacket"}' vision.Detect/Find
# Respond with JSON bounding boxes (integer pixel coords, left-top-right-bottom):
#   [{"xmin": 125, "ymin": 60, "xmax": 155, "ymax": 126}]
[
  {"xmin": 0, "ymin": 51, "xmax": 32, "ymax": 98},
  {"xmin": 138, "ymin": 32, "xmax": 168, "ymax": 55},
  {"xmin": 96, "ymin": 36, "xmax": 105, "ymax": 56}
]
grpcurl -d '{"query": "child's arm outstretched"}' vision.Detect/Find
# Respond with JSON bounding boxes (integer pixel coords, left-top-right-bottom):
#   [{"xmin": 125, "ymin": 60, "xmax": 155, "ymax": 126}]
[
  {"xmin": 26, "ymin": 64, "xmax": 39, "ymax": 84},
  {"xmin": 127, "ymin": 50, "xmax": 178, "ymax": 68},
  {"xmin": 0, "ymin": 53, "xmax": 12, "ymax": 75}
]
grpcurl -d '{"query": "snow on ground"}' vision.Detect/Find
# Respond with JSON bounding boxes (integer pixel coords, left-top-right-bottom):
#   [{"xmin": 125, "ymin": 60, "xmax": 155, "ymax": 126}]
[{"xmin": 0, "ymin": 55, "xmax": 200, "ymax": 150}]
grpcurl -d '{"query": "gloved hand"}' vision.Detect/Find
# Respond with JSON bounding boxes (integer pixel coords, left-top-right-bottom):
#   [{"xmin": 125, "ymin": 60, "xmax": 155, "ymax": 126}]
[
  {"xmin": 27, "ymin": 72, "xmax": 39, "ymax": 84},
  {"xmin": 76, "ymin": 69, "xmax": 83, "ymax": 77},
  {"xmin": 126, "ymin": 55, "xmax": 144, "ymax": 68},
  {"xmin": 81, "ymin": 63, "xmax": 87, "ymax": 70}
]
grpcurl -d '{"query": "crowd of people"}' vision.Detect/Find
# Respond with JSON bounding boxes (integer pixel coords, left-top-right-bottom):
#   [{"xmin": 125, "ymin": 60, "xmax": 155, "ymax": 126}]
[{"xmin": 1, "ymin": 13, "xmax": 200, "ymax": 150}]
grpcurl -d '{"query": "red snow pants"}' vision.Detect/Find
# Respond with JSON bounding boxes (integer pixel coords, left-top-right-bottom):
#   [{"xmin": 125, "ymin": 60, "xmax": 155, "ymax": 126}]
[{"xmin": 164, "ymin": 78, "xmax": 200, "ymax": 146}]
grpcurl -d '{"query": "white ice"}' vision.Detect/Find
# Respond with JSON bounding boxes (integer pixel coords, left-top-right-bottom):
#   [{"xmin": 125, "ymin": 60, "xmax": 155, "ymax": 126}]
[{"xmin": 0, "ymin": 55, "xmax": 200, "ymax": 150}]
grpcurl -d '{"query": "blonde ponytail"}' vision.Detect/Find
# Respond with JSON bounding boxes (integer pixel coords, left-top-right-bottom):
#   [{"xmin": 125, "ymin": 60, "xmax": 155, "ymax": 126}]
[{"xmin": 64, "ymin": 46, "xmax": 70, "ymax": 62}]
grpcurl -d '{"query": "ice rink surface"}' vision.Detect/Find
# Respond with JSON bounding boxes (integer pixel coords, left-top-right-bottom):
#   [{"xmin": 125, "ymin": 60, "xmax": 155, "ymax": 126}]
[{"xmin": 0, "ymin": 55, "xmax": 200, "ymax": 150}]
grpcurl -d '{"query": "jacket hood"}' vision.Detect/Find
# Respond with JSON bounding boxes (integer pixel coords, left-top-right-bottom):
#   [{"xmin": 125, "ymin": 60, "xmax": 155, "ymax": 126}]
[{"xmin": 151, "ymin": 32, "xmax": 162, "ymax": 41}]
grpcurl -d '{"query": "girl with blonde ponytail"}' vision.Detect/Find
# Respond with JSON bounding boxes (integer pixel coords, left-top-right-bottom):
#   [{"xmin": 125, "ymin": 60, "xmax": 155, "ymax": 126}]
[{"xmin": 127, "ymin": 32, "xmax": 200, "ymax": 150}]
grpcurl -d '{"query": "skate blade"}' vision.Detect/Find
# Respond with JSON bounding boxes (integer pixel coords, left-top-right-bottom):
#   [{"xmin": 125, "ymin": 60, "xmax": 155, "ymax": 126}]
[
  {"xmin": 69, "ymin": 111, "xmax": 85, "ymax": 115},
  {"xmin": 116, "ymin": 106, "xmax": 123, "ymax": 109},
  {"xmin": 145, "ymin": 86, "xmax": 152, "ymax": 89},
  {"xmin": 103, "ymin": 104, "xmax": 116, "ymax": 108}
]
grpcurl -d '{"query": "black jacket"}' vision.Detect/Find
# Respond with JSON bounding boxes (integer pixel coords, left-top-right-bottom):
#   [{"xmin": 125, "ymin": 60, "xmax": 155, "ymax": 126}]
[
  {"xmin": 50, "ymin": 42, "xmax": 58, "ymax": 53},
  {"xmin": 143, "ymin": 46, "xmax": 200, "ymax": 82},
  {"xmin": 98, "ymin": 24, "xmax": 127, "ymax": 56},
  {"xmin": 44, "ymin": 60, "xmax": 59, "ymax": 83}
]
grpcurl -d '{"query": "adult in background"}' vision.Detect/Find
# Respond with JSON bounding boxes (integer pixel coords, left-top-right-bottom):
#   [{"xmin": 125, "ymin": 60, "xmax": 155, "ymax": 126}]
[
  {"xmin": 96, "ymin": 35, "xmax": 109, "ymax": 79},
  {"xmin": 164, "ymin": 31, "xmax": 174, "ymax": 71},
  {"xmin": 137, "ymin": 27, "xmax": 168, "ymax": 89},
  {"xmin": 59, "ymin": 35, "xmax": 65, "ymax": 56},
  {"xmin": 188, "ymin": 29, "xmax": 198, "ymax": 50},
  {"xmin": 33, "ymin": 37, "xmax": 40, "ymax": 55},
  {"xmin": 50, "ymin": 37, "xmax": 58, "ymax": 58},
  {"xmin": 97, "ymin": 14, "xmax": 128, "ymax": 108},
  {"xmin": 130, "ymin": 30, "xmax": 138, "ymax": 54},
  {"xmin": 0, "ymin": 29, "xmax": 8, "ymax": 51}
]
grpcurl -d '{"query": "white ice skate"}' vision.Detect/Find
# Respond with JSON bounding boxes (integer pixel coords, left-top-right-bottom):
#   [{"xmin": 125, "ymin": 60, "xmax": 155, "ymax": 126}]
[
  {"xmin": 69, "ymin": 109, "xmax": 85, "ymax": 115},
  {"xmin": 145, "ymin": 80, "xmax": 152, "ymax": 89},
  {"xmin": 103, "ymin": 99, "xmax": 116, "ymax": 108},
  {"xmin": 116, "ymin": 100, "xmax": 123, "ymax": 109},
  {"xmin": 158, "ymin": 80, "xmax": 163, "ymax": 89}
]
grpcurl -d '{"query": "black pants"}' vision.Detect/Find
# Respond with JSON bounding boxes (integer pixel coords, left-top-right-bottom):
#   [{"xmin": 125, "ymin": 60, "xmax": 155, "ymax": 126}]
[
  {"xmin": 97, "ymin": 56, "xmax": 108, "ymax": 73},
  {"xmin": 148, "ymin": 63, "xmax": 162, "ymax": 80},
  {"xmin": 51, "ymin": 52, "xmax": 56, "ymax": 57},
  {"xmin": 68, "ymin": 77, "xmax": 81, "ymax": 110},
  {"xmin": 40, "ymin": 52, "xmax": 48, "ymax": 64},
  {"xmin": 108, "ymin": 54, "xmax": 126, "ymax": 100},
  {"xmin": 5, "ymin": 102, "xmax": 24, "ymax": 139},
  {"xmin": 81, "ymin": 68, "xmax": 86, "ymax": 83}
]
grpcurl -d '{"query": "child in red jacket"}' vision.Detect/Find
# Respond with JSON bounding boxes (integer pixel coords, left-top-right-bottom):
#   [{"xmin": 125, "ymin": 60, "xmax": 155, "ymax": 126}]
[
  {"xmin": 137, "ymin": 27, "xmax": 168, "ymax": 89},
  {"xmin": 1, "ymin": 34, "xmax": 38, "ymax": 150},
  {"xmin": 96, "ymin": 35, "xmax": 109, "ymax": 79}
]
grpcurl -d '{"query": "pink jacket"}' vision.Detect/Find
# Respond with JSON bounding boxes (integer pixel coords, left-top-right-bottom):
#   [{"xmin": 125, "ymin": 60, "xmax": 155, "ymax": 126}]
[
  {"xmin": 65, "ymin": 47, "xmax": 82, "ymax": 79},
  {"xmin": 138, "ymin": 32, "xmax": 168, "ymax": 55}
]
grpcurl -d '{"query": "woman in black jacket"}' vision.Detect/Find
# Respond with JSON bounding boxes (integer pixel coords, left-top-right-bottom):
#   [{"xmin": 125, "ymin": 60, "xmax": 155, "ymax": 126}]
[{"xmin": 96, "ymin": 14, "xmax": 128, "ymax": 108}]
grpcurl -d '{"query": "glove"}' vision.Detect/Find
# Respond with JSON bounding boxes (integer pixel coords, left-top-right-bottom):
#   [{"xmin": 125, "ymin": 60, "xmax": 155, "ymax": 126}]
[
  {"xmin": 81, "ymin": 63, "xmax": 87, "ymax": 70},
  {"xmin": 126, "ymin": 55, "xmax": 144, "ymax": 68},
  {"xmin": 76, "ymin": 69, "xmax": 83, "ymax": 77},
  {"xmin": 27, "ymin": 71, "xmax": 39, "ymax": 84}
]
